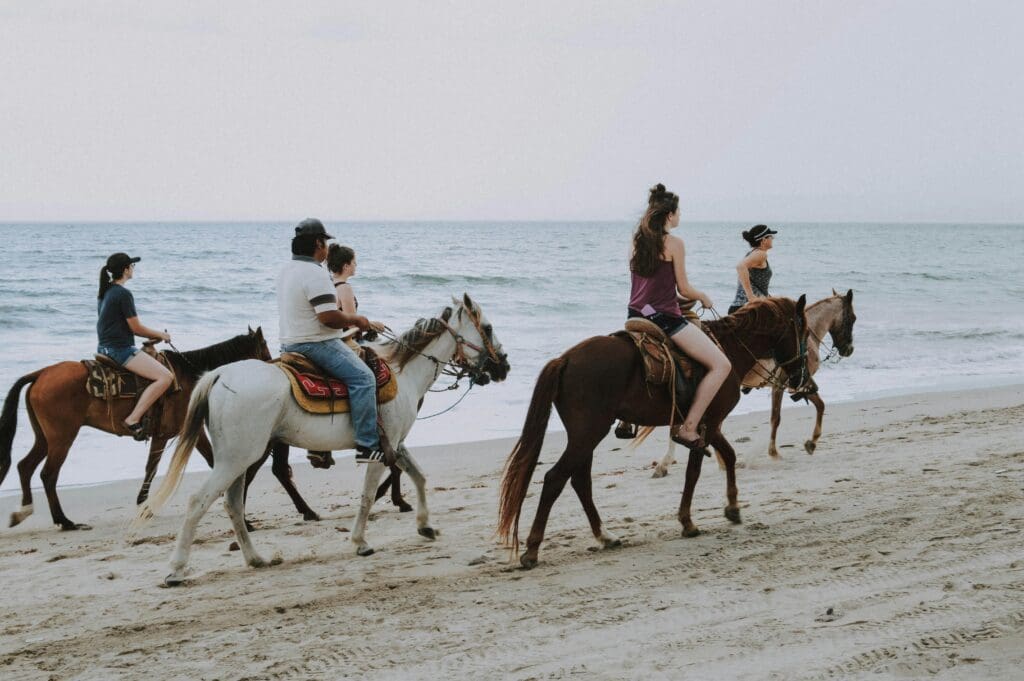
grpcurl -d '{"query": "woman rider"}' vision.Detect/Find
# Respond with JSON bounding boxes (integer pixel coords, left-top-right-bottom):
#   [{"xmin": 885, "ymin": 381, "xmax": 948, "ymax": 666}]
[
  {"xmin": 326, "ymin": 244, "xmax": 363, "ymax": 338},
  {"xmin": 728, "ymin": 224, "xmax": 777, "ymax": 314},
  {"xmin": 96, "ymin": 252, "xmax": 173, "ymax": 440},
  {"xmin": 628, "ymin": 184, "xmax": 730, "ymax": 449}
]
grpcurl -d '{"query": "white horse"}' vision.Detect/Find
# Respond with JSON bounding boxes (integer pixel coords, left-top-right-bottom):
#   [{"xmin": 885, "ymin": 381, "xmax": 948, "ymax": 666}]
[{"xmin": 136, "ymin": 294, "xmax": 509, "ymax": 586}]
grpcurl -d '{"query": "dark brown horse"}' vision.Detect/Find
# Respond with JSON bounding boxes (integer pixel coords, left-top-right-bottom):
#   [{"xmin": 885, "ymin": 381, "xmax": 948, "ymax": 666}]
[
  {"xmin": 0, "ymin": 328, "xmax": 320, "ymax": 530},
  {"xmin": 498, "ymin": 296, "xmax": 812, "ymax": 568}
]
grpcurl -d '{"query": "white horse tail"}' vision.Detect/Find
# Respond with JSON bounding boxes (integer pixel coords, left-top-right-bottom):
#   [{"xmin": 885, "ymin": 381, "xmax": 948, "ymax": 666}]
[{"xmin": 133, "ymin": 371, "xmax": 220, "ymax": 527}]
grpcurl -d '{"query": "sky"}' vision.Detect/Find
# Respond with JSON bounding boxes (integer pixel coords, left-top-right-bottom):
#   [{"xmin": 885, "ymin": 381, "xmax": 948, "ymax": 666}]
[{"xmin": 1, "ymin": 1, "xmax": 1021, "ymax": 223}]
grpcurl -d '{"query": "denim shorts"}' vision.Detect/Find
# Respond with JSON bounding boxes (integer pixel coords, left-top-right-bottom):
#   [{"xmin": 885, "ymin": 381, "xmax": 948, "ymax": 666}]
[
  {"xmin": 627, "ymin": 308, "xmax": 688, "ymax": 337},
  {"xmin": 97, "ymin": 345, "xmax": 140, "ymax": 366}
]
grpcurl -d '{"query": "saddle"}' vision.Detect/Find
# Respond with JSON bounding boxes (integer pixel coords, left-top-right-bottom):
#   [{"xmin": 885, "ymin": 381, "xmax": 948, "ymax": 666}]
[
  {"xmin": 82, "ymin": 349, "xmax": 181, "ymax": 401},
  {"xmin": 275, "ymin": 346, "xmax": 398, "ymax": 415}
]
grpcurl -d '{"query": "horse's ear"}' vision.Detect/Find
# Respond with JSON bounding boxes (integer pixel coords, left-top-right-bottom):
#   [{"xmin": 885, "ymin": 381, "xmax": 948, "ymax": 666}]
[
  {"xmin": 796, "ymin": 294, "xmax": 807, "ymax": 314},
  {"xmin": 255, "ymin": 326, "xmax": 264, "ymax": 339},
  {"xmin": 451, "ymin": 294, "xmax": 461, "ymax": 308},
  {"xmin": 845, "ymin": 289, "xmax": 853, "ymax": 302},
  {"xmin": 463, "ymin": 292, "xmax": 473, "ymax": 310},
  {"xmin": 248, "ymin": 325, "xmax": 253, "ymax": 334}
]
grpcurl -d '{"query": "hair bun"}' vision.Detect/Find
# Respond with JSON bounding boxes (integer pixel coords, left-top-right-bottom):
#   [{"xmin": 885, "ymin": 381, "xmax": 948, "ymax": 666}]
[
  {"xmin": 742, "ymin": 228, "xmax": 752, "ymax": 240},
  {"xmin": 649, "ymin": 183, "xmax": 668, "ymax": 204}
]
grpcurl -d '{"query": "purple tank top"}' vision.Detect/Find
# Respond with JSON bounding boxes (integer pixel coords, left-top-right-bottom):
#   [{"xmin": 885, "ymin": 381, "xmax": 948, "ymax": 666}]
[{"xmin": 629, "ymin": 260, "xmax": 680, "ymax": 316}]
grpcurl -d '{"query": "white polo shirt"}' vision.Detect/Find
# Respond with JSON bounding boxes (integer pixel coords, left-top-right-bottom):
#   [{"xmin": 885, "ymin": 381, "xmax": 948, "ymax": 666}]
[{"xmin": 277, "ymin": 256, "xmax": 343, "ymax": 345}]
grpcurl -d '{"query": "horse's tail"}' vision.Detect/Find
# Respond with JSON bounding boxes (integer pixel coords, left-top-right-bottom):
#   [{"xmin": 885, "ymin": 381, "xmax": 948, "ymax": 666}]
[
  {"xmin": 134, "ymin": 371, "xmax": 219, "ymax": 526},
  {"xmin": 497, "ymin": 356, "xmax": 564, "ymax": 554},
  {"xmin": 0, "ymin": 370, "xmax": 43, "ymax": 485}
]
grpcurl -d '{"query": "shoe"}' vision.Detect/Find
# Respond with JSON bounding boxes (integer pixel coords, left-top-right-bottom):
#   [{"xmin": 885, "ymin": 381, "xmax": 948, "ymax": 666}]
[
  {"xmin": 125, "ymin": 420, "xmax": 148, "ymax": 442},
  {"xmin": 614, "ymin": 422, "xmax": 637, "ymax": 440},
  {"xmin": 671, "ymin": 424, "xmax": 706, "ymax": 450},
  {"xmin": 355, "ymin": 445, "xmax": 386, "ymax": 464}
]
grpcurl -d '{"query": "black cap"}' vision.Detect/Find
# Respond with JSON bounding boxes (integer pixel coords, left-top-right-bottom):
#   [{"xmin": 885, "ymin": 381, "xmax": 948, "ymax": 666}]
[
  {"xmin": 106, "ymin": 252, "xmax": 141, "ymax": 273},
  {"xmin": 294, "ymin": 218, "xmax": 334, "ymax": 239},
  {"xmin": 749, "ymin": 225, "xmax": 778, "ymax": 241}
]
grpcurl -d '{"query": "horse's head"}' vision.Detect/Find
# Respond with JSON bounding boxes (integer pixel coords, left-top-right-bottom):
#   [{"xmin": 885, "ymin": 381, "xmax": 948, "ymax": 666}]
[
  {"xmin": 246, "ymin": 325, "xmax": 272, "ymax": 361},
  {"xmin": 828, "ymin": 288, "xmax": 856, "ymax": 357},
  {"xmin": 448, "ymin": 293, "xmax": 510, "ymax": 385},
  {"xmin": 772, "ymin": 294, "xmax": 817, "ymax": 397}
]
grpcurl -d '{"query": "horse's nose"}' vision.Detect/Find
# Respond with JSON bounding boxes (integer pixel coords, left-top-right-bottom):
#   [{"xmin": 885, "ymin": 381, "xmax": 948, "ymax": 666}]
[{"xmin": 841, "ymin": 345, "xmax": 854, "ymax": 357}]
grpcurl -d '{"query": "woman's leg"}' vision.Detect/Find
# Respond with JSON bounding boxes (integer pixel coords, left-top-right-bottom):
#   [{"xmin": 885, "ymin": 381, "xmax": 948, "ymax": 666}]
[
  {"xmin": 669, "ymin": 324, "xmax": 731, "ymax": 441},
  {"xmin": 123, "ymin": 352, "xmax": 173, "ymax": 426}
]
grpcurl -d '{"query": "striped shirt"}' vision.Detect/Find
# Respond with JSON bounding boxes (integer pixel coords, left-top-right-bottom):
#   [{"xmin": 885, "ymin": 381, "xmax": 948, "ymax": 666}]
[{"xmin": 276, "ymin": 256, "xmax": 344, "ymax": 345}]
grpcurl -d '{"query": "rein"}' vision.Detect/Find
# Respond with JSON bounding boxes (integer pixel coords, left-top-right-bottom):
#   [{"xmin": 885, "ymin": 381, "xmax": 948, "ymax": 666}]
[{"xmin": 706, "ymin": 307, "xmax": 809, "ymax": 392}]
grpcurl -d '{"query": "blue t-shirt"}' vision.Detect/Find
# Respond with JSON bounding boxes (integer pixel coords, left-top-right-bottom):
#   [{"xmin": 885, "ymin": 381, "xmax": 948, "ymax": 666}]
[{"xmin": 97, "ymin": 284, "xmax": 138, "ymax": 348}]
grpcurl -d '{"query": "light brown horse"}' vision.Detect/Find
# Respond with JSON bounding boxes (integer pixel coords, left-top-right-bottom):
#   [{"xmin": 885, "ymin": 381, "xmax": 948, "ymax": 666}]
[
  {"xmin": 498, "ymin": 296, "xmax": 812, "ymax": 569},
  {"xmin": 651, "ymin": 289, "xmax": 857, "ymax": 476},
  {"xmin": 0, "ymin": 328, "xmax": 320, "ymax": 530}
]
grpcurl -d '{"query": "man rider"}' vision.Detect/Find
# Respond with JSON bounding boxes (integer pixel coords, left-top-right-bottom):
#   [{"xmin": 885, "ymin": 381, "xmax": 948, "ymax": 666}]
[{"xmin": 277, "ymin": 218, "xmax": 389, "ymax": 464}]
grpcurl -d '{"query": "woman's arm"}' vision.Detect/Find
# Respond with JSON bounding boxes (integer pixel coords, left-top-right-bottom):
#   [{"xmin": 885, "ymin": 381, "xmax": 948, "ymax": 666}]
[
  {"xmin": 735, "ymin": 251, "xmax": 767, "ymax": 301},
  {"xmin": 667, "ymin": 236, "xmax": 713, "ymax": 309},
  {"xmin": 336, "ymin": 284, "xmax": 357, "ymax": 315},
  {"xmin": 126, "ymin": 317, "xmax": 170, "ymax": 342}
]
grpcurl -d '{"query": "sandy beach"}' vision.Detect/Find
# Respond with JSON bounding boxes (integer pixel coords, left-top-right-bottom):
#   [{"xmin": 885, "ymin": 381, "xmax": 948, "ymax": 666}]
[{"xmin": 1, "ymin": 384, "xmax": 1022, "ymax": 680}]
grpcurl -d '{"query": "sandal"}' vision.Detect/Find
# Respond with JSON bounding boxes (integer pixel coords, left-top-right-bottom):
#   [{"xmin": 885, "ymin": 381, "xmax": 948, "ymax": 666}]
[
  {"xmin": 671, "ymin": 424, "xmax": 706, "ymax": 450},
  {"xmin": 125, "ymin": 421, "xmax": 148, "ymax": 442}
]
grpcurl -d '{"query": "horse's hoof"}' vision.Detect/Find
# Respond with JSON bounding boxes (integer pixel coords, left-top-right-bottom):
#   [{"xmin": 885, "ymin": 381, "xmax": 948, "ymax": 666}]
[
  {"xmin": 418, "ymin": 526, "xmax": 437, "ymax": 540},
  {"xmin": 244, "ymin": 521, "xmax": 256, "ymax": 533},
  {"xmin": 602, "ymin": 537, "xmax": 623, "ymax": 549},
  {"xmin": 725, "ymin": 507, "xmax": 742, "ymax": 524},
  {"xmin": 356, "ymin": 546, "xmax": 375, "ymax": 557},
  {"xmin": 768, "ymin": 450, "xmax": 781, "ymax": 459},
  {"xmin": 9, "ymin": 513, "xmax": 23, "ymax": 528},
  {"xmin": 61, "ymin": 522, "xmax": 92, "ymax": 531},
  {"xmin": 163, "ymin": 574, "xmax": 185, "ymax": 587},
  {"xmin": 651, "ymin": 467, "xmax": 668, "ymax": 479},
  {"xmin": 520, "ymin": 554, "xmax": 538, "ymax": 570},
  {"xmin": 804, "ymin": 440, "xmax": 816, "ymax": 455},
  {"xmin": 681, "ymin": 526, "xmax": 701, "ymax": 538},
  {"xmin": 249, "ymin": 556, "xmax": 269, "ymax": 568},
  {"xmin": 397, "ymin": 503, "xmax": 414, "ymax": 513},
  {"xmin": 302, "ymin": 511, "xmax": 321, "ymax": 522}
]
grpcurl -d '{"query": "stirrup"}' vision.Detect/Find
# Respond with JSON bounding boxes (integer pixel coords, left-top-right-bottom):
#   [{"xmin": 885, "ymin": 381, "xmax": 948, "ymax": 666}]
[
  {"xmin": 355, "ymin": 447, "xmax": 386, "ymax": 464},
  {"xmin": 614, "ymin": 421, "xmax": 637, "ymax": 440},
  {"xmin": 125, "ymin": 419, "xmax": 149, "ymax": 442}
]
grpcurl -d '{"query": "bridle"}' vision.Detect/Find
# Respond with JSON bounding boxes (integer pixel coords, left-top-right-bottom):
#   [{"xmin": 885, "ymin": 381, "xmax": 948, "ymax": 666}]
[{"xmin": 708, "ymin": 307, "xmax": 811, "ymax": 394}]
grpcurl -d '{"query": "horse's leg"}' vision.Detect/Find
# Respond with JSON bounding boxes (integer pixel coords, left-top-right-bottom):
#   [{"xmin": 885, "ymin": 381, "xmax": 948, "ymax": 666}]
[
  {"xmin": 768, "ymin": 386, "xmax": 784, "ymax": 458},
  {"xmin": 652, "ymin": 441, "xmax": 676, "ymax": 479},
  {"xmin": 678, "ymin": 448, "xmax": 707, "ymax": 537},
  {"xmin": 165, "ymin": 461, "xmax": 247, "ymax": 586},
  {"xmin": 521, "ymin": 453, "xmax": 574, "ymax": 569},
  {"xmin": 268, "ymin": 441, "xmax": 320, "ymax": 522},
  {"xmin": 223, "ymin": 475, "xmax": 269, "ymax": 568},
  {"xmin": 570, "ymin": 451, "xmax": 621, "ymax": 549},
  {"xmin": 239, "ymin": 442, "xmax": 273, "ymax": 532},
  {"xmin": 804, "ymin": 393, "xmax": 825, "ymax": 455},
  {"xmin": 351, "ymin": 461, "xmax": 390, "ymax": 556},
  {"xmin": 137, "ymin": 436, "xmax": 169, "ymax": 505},
  {"xmin": 709, "ymin": 429, "xmax": 742, "ymax": 524},
  {"xmin": 393, "ymin": 445, "xmax": 431, "ymax": 537},
  {"xmin": 379, "ymin": 465, "xmax": 412, "ymax": 512},
  {"xmin": 37, "ymin": 425, "xmax": 87, "ymax": 530},
  {"xmin": 10, "ymin": 436, "xmax": 46, "ymax": 527}
]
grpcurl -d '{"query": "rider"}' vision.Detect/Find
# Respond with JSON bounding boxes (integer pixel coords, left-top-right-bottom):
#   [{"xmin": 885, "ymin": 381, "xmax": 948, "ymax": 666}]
[
  {"xmin": 96, "ymin": 252, "xmax": 173, "ymax": 441},
  {"xmin": 728, "ymin": 224, "xmax": 777, "ymax": 314},
  {"xmin": 277, "ymin": 219, "xmax": 387, "ymax": 464},
  {"xmin": 628, "ymin": 184, "xmax": 730, "ymax": 449},
  {"xmin": 326, "ymin": 244, "xmax": 364, "ymax": 339}
]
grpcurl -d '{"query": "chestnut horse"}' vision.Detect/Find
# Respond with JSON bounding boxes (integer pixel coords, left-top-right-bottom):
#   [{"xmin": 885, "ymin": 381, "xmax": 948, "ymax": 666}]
[
  {"xmin": 0, "ymin": 328, "xmax": 319, "ymax": 530},
  {"xmin": 498, "ymin": 296, "xmax": 811, "ymax": 569}
]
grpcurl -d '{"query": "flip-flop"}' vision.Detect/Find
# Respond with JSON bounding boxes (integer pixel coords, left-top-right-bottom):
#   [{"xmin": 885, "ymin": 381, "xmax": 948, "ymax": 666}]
[
  {"xmin": 671, "ymin": 432, "xmax": 705, "ymax": 450},
  {"xmin": 125, "ymin": 421, "xmax": 148, "ymax": 442}
]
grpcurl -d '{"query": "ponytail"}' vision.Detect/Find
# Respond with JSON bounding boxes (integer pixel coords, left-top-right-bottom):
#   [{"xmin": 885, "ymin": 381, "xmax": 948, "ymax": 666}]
[{"xmin": 98, "ymin": 266, "xmax": 112, "ymax": 300}]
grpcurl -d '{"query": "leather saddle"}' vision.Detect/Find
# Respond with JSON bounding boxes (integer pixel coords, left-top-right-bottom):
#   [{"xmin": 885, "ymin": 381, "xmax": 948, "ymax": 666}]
[
  {"xmin": 82, "ymin": 348, "xmax": 180, "ymax": 400},
  {"xmin": 275, "ymin": 346, "xmax": 398, "ymax": 415}
]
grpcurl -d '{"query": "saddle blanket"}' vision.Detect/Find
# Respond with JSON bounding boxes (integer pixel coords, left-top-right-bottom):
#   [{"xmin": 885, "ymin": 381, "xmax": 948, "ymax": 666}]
[
  {"xmin": 82, "ymin": 353, "xmax": 180, "ymax": 400},
  {"xmin": 277, "ymin": 357, "xmax": 398, "ymax": 415}
]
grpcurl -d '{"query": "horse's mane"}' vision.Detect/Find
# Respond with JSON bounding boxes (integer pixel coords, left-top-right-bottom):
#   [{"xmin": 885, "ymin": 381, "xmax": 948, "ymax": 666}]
[
  {"xmin": 377, "ymin": 306, "xmax": 454, "ymax": 370},
  {"xmin": 165, "ymin": 333, "xmax": 257, "ymax": 379},
  {"xmin": 705, "ymin": 297, "xmax": 797, "ymax": 338}
]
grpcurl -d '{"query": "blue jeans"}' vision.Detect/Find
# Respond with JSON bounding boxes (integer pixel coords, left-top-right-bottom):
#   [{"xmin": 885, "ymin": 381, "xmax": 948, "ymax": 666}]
[
  {"xmin": 281, "ymin": 339, "xmax": 380, "ymax": 450},
  {"xmin": 98, "ymin": 345, "xmax": 140, "ymax": 365}
]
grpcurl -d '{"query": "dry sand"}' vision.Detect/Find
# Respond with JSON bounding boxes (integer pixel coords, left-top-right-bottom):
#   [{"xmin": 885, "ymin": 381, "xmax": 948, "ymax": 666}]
[{"xmin": 1, "ymin": 384, "xmax": 1022, "ymax": 680}]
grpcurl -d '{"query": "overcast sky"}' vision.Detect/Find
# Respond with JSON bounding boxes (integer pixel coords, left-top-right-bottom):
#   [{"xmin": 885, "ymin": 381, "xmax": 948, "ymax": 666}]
[{"xmin": 1, "ymin": 1, "xmax": 1021, "ymax": 222}]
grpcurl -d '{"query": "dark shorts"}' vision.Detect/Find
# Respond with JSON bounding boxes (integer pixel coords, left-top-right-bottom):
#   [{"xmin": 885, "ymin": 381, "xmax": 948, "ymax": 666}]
[
  {"xmin": 97, "ymin": 345, "xmax": 140, "ymax": 366},
  {"xmin": 627, "ymin": 308, "xmax": 688, "ymax": 337},
  {"xmin": 728, "ymin": 305, "xmax": 742, "ymax": 315}
]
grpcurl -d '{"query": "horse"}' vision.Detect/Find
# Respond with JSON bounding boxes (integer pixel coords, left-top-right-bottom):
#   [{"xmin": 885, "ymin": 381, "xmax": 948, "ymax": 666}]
[
  {"xmin": 650, "ymin": 289, "xmax": 855, "ymax": 476},
  {"xmin": 136, "ymin": 294, "xmax": 509, "ymax": 586},
  {"xmin": 497, "ymin": 296, "xmax": 812, "ymax": 569},
  {"xmin": 0, "ymin": 328, "xmax": 320, "ymax": 530}
]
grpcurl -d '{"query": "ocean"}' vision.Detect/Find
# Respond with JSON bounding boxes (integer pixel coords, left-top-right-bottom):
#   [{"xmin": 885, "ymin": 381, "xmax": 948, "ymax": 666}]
[{"xmin": 2, "ymin": 221, "xmax": 1022, "ymax": 491}]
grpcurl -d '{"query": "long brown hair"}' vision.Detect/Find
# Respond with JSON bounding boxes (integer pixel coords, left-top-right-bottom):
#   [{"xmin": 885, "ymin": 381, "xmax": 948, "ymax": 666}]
[{"xmin": 630, "ymin": 183, "xmax": 679, "ymax": 276}]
